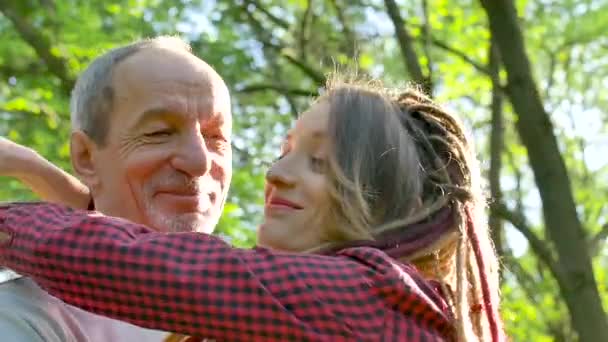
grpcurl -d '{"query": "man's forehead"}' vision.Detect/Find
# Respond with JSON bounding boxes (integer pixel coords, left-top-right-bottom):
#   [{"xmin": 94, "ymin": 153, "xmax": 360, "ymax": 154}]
[
  {"xmin": 136, "ymin": 105, "xmax": 228, "ymax": 126},
  {"xmin": 109, "ymin": 48, "xmax": 231, "ymax": 127},
  {"xmin": 114, "ymin": 48, "xmax": 227, "ymax": 96}
]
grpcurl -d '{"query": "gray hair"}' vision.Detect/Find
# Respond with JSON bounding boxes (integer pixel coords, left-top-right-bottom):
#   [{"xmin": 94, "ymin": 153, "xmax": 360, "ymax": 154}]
[{"xmin": 70, "ymin": 36, "xmax": 192, "ymax": 146}]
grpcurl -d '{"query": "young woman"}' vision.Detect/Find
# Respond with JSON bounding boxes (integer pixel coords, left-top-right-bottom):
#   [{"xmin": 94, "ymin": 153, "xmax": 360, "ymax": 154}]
[{"xmin": 0, "ymin": 77, "xmax": 503, "ymax": 341}]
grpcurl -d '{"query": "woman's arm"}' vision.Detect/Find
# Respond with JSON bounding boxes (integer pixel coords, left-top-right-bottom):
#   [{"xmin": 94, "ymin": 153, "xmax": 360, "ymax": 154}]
[
  {"xmin": 0, "ymin": 137, "xmax": 90, "ymax": 209},
  {"xmin": 0, "ymin": 203, "xmax": 452, "ymax": 341}
]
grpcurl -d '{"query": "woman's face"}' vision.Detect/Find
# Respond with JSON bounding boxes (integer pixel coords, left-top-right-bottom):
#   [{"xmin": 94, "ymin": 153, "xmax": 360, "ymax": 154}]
[{"xmin": 257, "ymin": 100, "xmax": 332, "ymax": 252}]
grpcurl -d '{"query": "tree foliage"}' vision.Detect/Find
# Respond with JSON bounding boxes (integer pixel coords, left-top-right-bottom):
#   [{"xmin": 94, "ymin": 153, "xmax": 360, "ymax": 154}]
[{"xmin": 1, "ymin": 0, "xmax": 607, "ymax": 339}]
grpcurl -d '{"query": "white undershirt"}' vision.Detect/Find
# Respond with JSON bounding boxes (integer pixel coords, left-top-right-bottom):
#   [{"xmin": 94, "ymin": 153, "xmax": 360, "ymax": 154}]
[{"xmin": 0, "ymin": 276, "xmax": 169, "ymax": 342}]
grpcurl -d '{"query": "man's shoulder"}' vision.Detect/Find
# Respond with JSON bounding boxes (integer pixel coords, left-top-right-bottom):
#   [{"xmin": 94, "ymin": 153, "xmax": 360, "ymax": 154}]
[
  {"xmin": 0, "ymin": 277, "xmax": 70, "ymax": 341},
  {"xmin": 0, "ymin": 277, "xmax": 169, "ymax": 341},
  {"xmin": 0, "ymin": 277, "xmax": 71, "ymax": 320},
  {"xmin": 0, "ymin": 276, "xmax": 50, "ymax": 307}
]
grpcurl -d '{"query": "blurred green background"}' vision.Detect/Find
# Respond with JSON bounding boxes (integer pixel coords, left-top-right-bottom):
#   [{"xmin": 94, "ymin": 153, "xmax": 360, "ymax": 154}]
[{"xmin": 1, "ymin": 1, "xmax": 607, "ymax": 340}]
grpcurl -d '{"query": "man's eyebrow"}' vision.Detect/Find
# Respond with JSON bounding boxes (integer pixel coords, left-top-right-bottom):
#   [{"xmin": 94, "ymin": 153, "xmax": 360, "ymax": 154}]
[{"xmin": 132, "ymin": 107, "xmax": 174, "ymax": 129}]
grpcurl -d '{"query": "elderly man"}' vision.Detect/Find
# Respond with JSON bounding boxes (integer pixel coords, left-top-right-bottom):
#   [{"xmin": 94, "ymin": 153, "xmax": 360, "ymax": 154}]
[{"xmin": 0, "ymin": 36, "xmax": 232, "ymax": 341}]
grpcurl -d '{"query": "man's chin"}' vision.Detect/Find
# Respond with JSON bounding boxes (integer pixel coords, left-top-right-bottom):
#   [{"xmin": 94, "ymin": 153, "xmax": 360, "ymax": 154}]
[{"xmin": 150, "ymin": 211, "xmax": 216, "ymax": 234}]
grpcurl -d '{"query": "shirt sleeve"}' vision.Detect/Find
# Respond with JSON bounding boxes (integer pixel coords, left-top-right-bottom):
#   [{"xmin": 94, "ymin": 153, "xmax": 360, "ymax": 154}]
[{"xmin": 0, "ymin": 203, "xmax": 452, "ymax": 341}]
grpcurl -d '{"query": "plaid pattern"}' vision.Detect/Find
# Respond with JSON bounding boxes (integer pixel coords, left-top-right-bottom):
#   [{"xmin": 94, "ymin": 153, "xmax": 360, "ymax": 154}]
[{"xmin": 0, "ymin": 203, "xmax": 455, "ymax": 341}]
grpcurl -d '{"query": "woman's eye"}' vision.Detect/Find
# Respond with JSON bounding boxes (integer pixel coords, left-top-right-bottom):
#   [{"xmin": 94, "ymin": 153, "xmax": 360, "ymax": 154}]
[
  {"xmin": 273, "ymin": 153, "xmax": 286, "ymax": 163},
  {"xmin": 273, "ymin": 143, "xmax": 290, "ymax": 163},
  {"xmin": 310, "ymin": 157, "xmax": 326, "ymax": 172}
]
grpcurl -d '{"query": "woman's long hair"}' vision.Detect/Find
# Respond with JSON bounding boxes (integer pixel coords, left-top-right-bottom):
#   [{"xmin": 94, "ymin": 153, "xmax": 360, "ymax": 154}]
[{"xmin": 312, "ymin": 75, "xmax": 502, "ymax": 341}]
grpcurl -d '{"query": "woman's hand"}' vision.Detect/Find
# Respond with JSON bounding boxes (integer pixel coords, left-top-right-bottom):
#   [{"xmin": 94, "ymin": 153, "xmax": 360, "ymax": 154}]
[{"xmin": 0, "ymin": 137, "xmax": 91, "ymax": 209}]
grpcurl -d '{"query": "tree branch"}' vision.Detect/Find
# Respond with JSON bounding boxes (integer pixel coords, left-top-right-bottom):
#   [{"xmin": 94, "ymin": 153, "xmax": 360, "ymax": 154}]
[
  {"xmin": 492, "ymin": 202, "xmax": 564, "ymax": 283},
  {"xmin": 281, "ymin": 53, "xmax": 325, "ymax": 84},
  {"xmin": 0, "ymin": 62, "xmax": 46, "ymax": 77},
  {"xmin": 504, "ymin": 147, "xmax": 525, "ymax": 214},
  {"xmin": 380, "ymin": 18, "xmax": 492, "ymax": 82},
  {"xmin": 0, "ymin": 2, "xmax": 73, "ymax": 94},
  {"xmin": 329, "ymin": 0, "xmax": 356, "ymax": 58},
  {"xmin": 237, "ymin": 83, "xmax": 316, "ymax": 97},
  {"xmin": 243, "ymin": 0, "xmax": 290, "ymax": 30},
  {"xmin": 242, "ymin": 6, "xmax": 326, "ymax": 85},
  {"xmin": 542, "ymin": 46, "xmax": 557, "ymax": 100},
  {"xmin": 429, "ymin": 37, "xmax": 492, "ymax": 76},
  {"xmin": 231, "ymin": 142, "xmax": 254, "ymax": 166},
  {"xmin": 589, "ymin": 223, "xmax": 608, "ymax": 257},
  {"xmin": 502, "ymin": 247, "xmax": 541, "ymax": 306},
  {"xmin": 0, "ymin": 108, "xmax": 39, "ymax": 117},
  {"xmin": 376, "ymin": 24, "xmax": 492, "ymax": 78},
  {"xmin": 383, "ymin": 0, "xmax": 430, "ymax": 93},
  {"xmin": 267, "ymin": 58, "xmax": 302, "ymax": 118},
  {"xmin": 297, "ymin": 0, "xmax": 312, "ymax": 61},
  {"xmin": 0, "ymin": 106, "xmax": 59, "ymax": 120},
  {"xmin": 421, "ymin": 0, "xmax": 433, "ymax": 85},
  {"xmin": 235, "ymin": 6, "xmax": 309, "ymax": 117},
  {"xmin": 504, "ymin": 246, "xmax": 571, "ymax": 340}
]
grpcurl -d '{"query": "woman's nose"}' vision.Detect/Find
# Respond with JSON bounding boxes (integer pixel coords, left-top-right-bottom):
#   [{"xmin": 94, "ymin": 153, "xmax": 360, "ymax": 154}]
[{"xmin": 266, "ymin": 158, "xmax": 296, "ymax": 188}]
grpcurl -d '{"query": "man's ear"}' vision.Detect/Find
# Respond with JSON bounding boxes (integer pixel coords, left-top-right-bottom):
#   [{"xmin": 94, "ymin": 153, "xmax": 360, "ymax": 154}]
[{"xmin": 70, "ymin": 130, "xmax": 101, "ymax": 191}]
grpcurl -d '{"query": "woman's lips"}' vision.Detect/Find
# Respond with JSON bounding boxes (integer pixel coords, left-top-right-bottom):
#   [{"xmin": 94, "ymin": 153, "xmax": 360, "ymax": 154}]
[
  {"xmin": 267, "ymin": 196, "xmax": 303, "ymax": 209},
  {"xmin": 265, "ymin": 196, "xmax": 303, "ymax": 215}
]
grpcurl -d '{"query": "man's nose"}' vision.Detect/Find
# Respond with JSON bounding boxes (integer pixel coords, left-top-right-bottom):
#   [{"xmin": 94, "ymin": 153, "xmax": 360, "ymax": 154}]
[{"xmin": 171, "ymin": 131, "xmax": 211, "ymax": 177}]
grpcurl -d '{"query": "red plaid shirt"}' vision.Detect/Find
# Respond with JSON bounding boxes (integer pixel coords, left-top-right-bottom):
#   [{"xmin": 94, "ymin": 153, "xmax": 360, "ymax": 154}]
[{"xmin": 0, "ymin": 203, "xmax": 455, "ymax": 341}]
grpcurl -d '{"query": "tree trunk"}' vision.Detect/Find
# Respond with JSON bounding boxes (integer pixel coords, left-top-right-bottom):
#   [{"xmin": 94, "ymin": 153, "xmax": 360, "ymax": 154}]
[
  {"xmin": 479, "ymin": 1, "xmax": 608, "ymax": 340},
  {"xmin": 488, "ymin": 37, "xmax": 504, "ymax": 280},
  {"xmin": 383, "ymin": 0, "xmax": 431, "ymax": 93}
]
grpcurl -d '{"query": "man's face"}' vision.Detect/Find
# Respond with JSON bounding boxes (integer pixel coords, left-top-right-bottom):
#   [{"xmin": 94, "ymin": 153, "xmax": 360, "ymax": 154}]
[{"xmin": 86, "ymin": 49, "xmax": 232, "ymax": 233}]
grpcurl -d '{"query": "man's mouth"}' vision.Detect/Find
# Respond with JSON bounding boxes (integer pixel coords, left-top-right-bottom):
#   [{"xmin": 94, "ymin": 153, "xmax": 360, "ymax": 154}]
[{"xmin": 155, "ymin": 189, "xmax": 208, "ymax": 211}]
